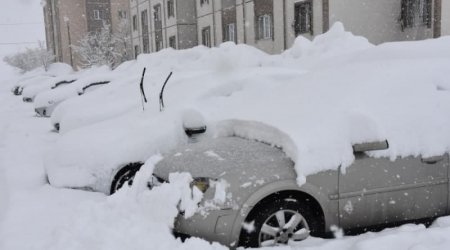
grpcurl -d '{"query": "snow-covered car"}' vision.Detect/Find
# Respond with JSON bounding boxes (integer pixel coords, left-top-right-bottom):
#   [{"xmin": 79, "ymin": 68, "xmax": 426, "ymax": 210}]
[
  {"xmin": 150, "ymin": 135, "xmax": 450, "ymax": 247},
  {"xmin": 11, "ymin": 63, "xmax": 73, "ymax": 96},
  {"xmin": 12, "ymin": 75, "xmax": 55, "ymax": 96},
  {"xmin": 34, "ymin": 72, "xmax": 113, "ymax": 117},
  {"xmin": 22, "ymin": 76, "xmax": 77, "ymax": 102}
]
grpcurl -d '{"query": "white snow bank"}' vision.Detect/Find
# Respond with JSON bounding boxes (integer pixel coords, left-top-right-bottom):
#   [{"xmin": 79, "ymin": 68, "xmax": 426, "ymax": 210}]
[
  {"xmin": 46, "ymin": 24, "xmax": 450, "ymax": 189},
  {"xmin": 283, "ymin": 22, "xmax": 374, "ymax": 59},
  {"xmin": 46, "ymin": 62, "xmax": 73, "ymax": 76},
  {"xmin": 279, "ymin": 218, "xmax": 450, "ymax": 250},
  {"xmin": 43, "ymin": 158, "xmax": 225, "ymax": 250}
]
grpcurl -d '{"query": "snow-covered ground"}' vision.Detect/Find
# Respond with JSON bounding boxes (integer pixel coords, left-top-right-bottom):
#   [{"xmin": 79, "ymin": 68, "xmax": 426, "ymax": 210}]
[{"xmin": 2, "ymin": 26, "xmax": 450, "ymax": 249}]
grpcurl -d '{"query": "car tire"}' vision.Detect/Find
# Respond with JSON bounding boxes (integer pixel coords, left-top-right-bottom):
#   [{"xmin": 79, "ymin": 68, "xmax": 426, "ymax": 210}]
[
  {"xmin": 110, "ymin": 162, "xmax": 143, "ymax": 194},
  {"xmin": 239, "ymin": 196, "xmax": 323, "ymax": 248}
]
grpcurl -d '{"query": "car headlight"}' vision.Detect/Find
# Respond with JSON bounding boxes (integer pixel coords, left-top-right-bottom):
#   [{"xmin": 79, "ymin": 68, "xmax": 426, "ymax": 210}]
[{"xmin": 191, "ymin": 177, "xmax": 212, "ymax": 193}]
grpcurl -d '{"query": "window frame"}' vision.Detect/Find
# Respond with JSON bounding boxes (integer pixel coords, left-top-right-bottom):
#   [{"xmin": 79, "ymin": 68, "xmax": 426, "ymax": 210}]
[
  {"xmin": 132, "ymin": 15, "xmax": 138, "ymax": 31},
  {"xmin": 224, "ymin": 23, "xmax": 236, "ymax": 42},
  {"xmin": 93, "ymin": 10, "xmax": 101, "ymax": 20},
  {"xmin": 400, "ymin": 0, "xmax": 432, "ymax": 30},
  {"xmin": 167, "ymin": 0, "xmax": 175, "ymax": 18},
  {"xmin": 202, "ymin": 26, "xmax": 211, "ymax": 47},
  {"xmin": 169, "ymin": 36, "xmax": 176, "ymax": 49},
  {"xmin": 154, "ymin": 4, "xmax": 162, "ymax": 22},
  {"xmin": 257, "ymin": 14, "xmax": 272, "ymax": 40},
  {"xmin": 118, "ymin": 10, "xmax": 127, "ymax": 19},
  {"xmin": 294, "ymin": 0, "xmax": 313, "ymax": 36}
]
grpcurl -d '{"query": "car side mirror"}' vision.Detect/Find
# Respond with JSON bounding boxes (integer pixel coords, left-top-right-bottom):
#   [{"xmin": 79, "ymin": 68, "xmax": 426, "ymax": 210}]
[
  {"xmin": 182, "ymin": 109, "xmax": 207, "ymax": 143},
  {"xmin": 353, "ymin": 140, "xmax": 389, "ymax": 153}
]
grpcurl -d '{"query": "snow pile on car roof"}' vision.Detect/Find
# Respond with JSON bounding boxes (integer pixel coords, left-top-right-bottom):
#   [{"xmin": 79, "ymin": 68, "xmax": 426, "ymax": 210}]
[{"xmin": 45, "ymin": 23, "xmax": 450, "ymax": 190}]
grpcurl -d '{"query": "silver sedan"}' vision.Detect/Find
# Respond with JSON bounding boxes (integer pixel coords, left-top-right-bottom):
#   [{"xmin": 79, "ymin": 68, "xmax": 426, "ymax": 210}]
[{"xmin": 147, "ymin": 136, "xmax": 449, "ymax": 248}]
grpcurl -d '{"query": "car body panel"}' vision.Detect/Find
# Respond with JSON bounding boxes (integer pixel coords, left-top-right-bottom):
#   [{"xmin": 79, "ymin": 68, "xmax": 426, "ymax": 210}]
[{"xmin": 338, "ymin": 153, "xmax": 449, "ymax": 229}]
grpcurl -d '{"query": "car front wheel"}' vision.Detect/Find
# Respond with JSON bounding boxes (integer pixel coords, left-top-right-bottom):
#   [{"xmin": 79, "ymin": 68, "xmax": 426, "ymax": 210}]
[
  {"xmin": 110, "ymin": 163, "xmax": 143, "ymax": 194},
  {"xmin": 240, "ymin": 197, "xmax": 320, "ymax": 247}
]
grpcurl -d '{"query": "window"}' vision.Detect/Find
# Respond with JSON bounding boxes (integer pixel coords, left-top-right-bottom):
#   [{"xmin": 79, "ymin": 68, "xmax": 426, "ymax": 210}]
[
  {"xmin": 257, "ymin": 14, "xmax": 272, "ymax": 40},
  {"xmin": 156, "ymin": 40, "xmax": 163, "ymax": 51},
  {"xmin": 141, "ymin": 10, "xmax": 150, "ymax": 53},
  {"xmin": 93, "ymin": 10, "xmax": 101, "ymax": 20},
  {"xmin": 400, "ymin": 0, "xmax": 432, "ymax": 30},
  {"xmin": 167, "ymin": 0, "xmax": 175, "ymax": 18},
  {"xmin": 154, "ymin": 4, "xmax": 161, "ymax": 22},
  {"xmin": 200, "ymin": 0, "xmax": 209, "ymax": 6},
  {"xmin": 224, "ymin": 23, "xmax": 236, "ymax": 42},
  {"xmin": 202, "ymin": 26, "xmax": 211, "ymax": 47},
  {"xmin": 118, "ymin": 10, "xmax": 127, "ymax": 19},
  {"xmin": 134, "ymin": 45, "xmax": 140, "ymax": 58},
  {"xmin": 295, "ymin": 1, "xmax": 313, "ymax": 35},
  {"xmin": 132, "ymin": 15, "xmax": 138, "ymax": 31},
  {"xmin": 169, "ymin": 36, "xmax": 176, "ymax": 49}
]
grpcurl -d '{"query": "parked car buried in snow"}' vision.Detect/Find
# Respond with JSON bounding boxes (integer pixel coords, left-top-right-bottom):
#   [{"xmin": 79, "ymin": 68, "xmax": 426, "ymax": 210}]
[
  {"xmin": 147, "ymin": 135, "xmax": 449, "ymax": 247},
  {"xmin": 34, "ymin": 77, "xmax": 111, "ymax": 117},
  {"xmin": 22, "ymin": 77, "xmax": 77, "ymax": 103}
]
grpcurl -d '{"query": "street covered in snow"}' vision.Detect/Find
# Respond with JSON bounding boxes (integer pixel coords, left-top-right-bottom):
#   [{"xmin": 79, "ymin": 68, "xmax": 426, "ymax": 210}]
[{"xmin": 1, "ymin": 24, "xmax": 450, "ymax": 249}]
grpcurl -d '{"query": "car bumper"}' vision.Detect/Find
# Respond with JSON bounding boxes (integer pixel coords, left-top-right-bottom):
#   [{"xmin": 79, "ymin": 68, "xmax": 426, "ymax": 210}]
[{"xmin": 174, "ymin": 208, "xmax": 239, "ymax": 247}]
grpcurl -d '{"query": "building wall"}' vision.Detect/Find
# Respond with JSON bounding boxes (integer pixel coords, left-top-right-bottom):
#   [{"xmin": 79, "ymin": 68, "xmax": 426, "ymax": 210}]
[
  {"xmin": 56, "ymin": 0, "xmax": 88, "ymax": 67},
  {"xmin": 328, "ymin": 0, "xmax": 433, "ymax": 44},
  {"xmin": 175, "ymin": 0, "xmax": 198, "ymax": 48},
  {"xmin": 111, "ymin": 0, "xmax": 131, "ymax": 34},
  {"xmin": 442, "ymin": 0, "xmax": 450, "ymax": 35}
]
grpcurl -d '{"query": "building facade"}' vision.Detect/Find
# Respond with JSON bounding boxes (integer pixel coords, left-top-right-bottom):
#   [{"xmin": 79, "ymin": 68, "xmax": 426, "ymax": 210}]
[
  {"xmin": 129, "ymin": 0, "xmax": 197, "ymax": 58},
  {"xmin": 129, "ymin": 0, "xmax": 447, "ymax": 56},
  {"xmin": 43, "ymin": 0, "xmax": 131, "ymax": 68},
  {"xmin": 441, "ymin": 0, "xmax": 450, "ymax": 35}
]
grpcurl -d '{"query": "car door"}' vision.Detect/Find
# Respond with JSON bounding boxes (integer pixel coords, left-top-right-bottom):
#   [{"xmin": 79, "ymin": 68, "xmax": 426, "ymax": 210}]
[{"xmin": 338, "ymin": 153, "xmax": 449, "ymax": 229}]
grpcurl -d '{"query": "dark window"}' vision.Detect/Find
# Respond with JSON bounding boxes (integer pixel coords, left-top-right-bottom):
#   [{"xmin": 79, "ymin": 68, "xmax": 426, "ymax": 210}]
[
  {"xmin": 118, "ymin": 10, "xmax": 127, "ymax": 19},
  {"xmin": 294, "ymin": 0, "xmax": 313, "ymax": 35},
  {"xmin": 202, "ymin": 26, "xmax": 211, "ymax": 47},
  {"xmin": 132, "ymin": 15, "xmax": 138, "ymax": 31},
  {"xmin": 169, "ymin": 36, "xmax": 176, "ymax": 49},
  {"xmin": 167, "ymin": 0, "xmax": 175, "ymax": 18},
  {"xmin": 257, "ymin": 14, "xmax": 272, "ymax": 39},
  {"xmin": 93, "ymin": 10, "xmax": 101, "ymax": 20},
  {"xmin": 223, "ymin": 23, "xmax": 236, "ymax": 42},
  {"xmin": 141, "ymin": 10, "xmax": 149, "ymax": 53},
  {"xmin": 154, "ymin": 4, "xmax": 161, "ymax": 21},
  {"xmin": 200, "ymin": 0, "xmax": 209, "ymax": 6},
  {"xmin": 400, "ymin": 0, "xmax": 432, "ymax": 30},
  {"xmin": 134, "ymin": 45, "xmax": 140, "ymax": 58},
  {"xmin": 156, "ymin": 40, "xmax": 163, "ymax": 51}
]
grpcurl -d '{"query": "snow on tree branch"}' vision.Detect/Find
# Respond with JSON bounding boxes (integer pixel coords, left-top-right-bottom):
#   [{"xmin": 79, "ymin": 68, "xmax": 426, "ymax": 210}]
[
  {"xmin": 72, "ymin": 22, "xmax": 132, "ymax": 69},
  {"xmin": 3, "ymin": 41, "xmax": 55, "ymax": 73}
]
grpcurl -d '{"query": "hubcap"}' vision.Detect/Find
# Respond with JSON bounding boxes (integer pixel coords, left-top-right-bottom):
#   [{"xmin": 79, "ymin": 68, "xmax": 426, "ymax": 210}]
[
  {"xmin": 114, "ymin": 171, "xmax": 134, "ymax": 192},
  {"xmin": 258, "ymin": 209, "xmax": 310, "ymax": 247}
]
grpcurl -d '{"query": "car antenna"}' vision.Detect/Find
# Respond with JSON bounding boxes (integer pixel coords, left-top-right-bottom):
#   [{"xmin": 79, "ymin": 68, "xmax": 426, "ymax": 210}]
[
  {"xmin": 139, "ymin": 67, "xmax": 147, "ymax": 111},
  {"xmin": 159, "ymin": 71, "xmax": 173, "ymax": 112}
]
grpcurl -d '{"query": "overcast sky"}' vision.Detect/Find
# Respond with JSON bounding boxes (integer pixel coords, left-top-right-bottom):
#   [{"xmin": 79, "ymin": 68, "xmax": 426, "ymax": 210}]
[{"xmin": 0, "ymin": 0, "xmax": 45, "ymax": 58}]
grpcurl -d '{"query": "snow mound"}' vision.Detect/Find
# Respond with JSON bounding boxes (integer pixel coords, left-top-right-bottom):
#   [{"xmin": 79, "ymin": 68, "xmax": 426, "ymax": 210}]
[
  {"xmin": 284, "ymin": 22, "xmax": 374, "ymax": 59},
  {"xmin": 43, "ymin": 158, "xmax": 226, "ymax": 250}
]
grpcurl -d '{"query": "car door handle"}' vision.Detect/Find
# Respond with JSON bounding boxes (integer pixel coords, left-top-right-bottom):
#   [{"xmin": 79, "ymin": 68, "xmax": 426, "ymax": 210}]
[{"xmin": 421, "ymin": 155, "xmax": 445, "ymax": 164}]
